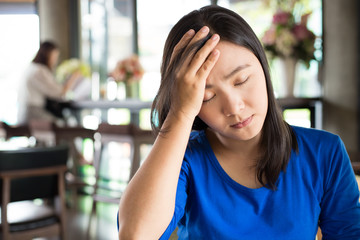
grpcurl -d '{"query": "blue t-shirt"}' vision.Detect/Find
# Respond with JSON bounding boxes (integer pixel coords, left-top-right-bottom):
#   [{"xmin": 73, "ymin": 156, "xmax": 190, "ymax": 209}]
[{"xmin": 159, "ymin": 126, "xmax": 360, "ymax": 239}]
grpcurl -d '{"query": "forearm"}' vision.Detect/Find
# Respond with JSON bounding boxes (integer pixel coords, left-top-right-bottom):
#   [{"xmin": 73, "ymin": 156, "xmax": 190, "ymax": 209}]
[
  {"xmin": 118, "ymin": 113, "xmax": 193, "ymax": 239},
  {"xmin": 62, "ymin": 71, "xmax": 81, "ymax": 95}
]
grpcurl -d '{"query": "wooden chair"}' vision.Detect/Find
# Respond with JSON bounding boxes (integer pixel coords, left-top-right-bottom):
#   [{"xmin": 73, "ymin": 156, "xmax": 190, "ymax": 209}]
[
  {"xmin": 0, "ymin": 122, "xmax": 31, "ymax": 141},
  {"xmin": 91, "ymin": 123, "xmax": 134, "ymax": 204},
  {"xmin": 51, "ymin": 123, "xmax": 96, "ymax": 208},
  {"xmin": 28, "ymin": 120, "xmax": 56, "ymax": 146},
  {"xmin": 0, "ymin": 145, "xmax": 69, "ymax": 240},
  {"xmin": 87, "ymin": 123, "xmax": 155, "ymax": 236}
]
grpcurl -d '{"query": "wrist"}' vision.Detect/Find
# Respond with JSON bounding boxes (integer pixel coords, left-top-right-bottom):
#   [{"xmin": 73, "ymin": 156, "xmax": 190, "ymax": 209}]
[
  {"xmin": 160, "ymin": 110, "xmax": 194, "ymax": 136},
  {"xmin": 169, "ymin": 108, "xmax": 196, "ymax": 126}
]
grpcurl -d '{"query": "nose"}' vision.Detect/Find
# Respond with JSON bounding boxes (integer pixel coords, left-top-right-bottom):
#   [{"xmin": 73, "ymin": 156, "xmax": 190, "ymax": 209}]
[{"xmin": 222, "ymin": 92, "xmax": 244, "ymax": 117}]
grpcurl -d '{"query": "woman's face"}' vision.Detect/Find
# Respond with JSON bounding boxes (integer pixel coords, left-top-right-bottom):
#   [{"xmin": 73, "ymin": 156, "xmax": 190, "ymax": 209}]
[
  {"xmin": 48, "ymin": 49, "xmax": 60, "ymax": 70},
  {"xmin": 198, "ymin": 41, "xmax": 268, "ymax": 144}
]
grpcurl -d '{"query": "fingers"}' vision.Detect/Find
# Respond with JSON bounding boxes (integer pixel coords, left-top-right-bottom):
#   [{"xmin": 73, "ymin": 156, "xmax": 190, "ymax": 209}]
[
  {"xmin": 180, "ymin": 26, "xmax": 211, "ymax": 69},
  {"xmin": 187, "ymin": 26, "xmax": 211, "ymax": 49},
  {"xmin": 189, "ymin": 32, "xmax": 220, "ymax": 77},
  {"xmin": 196, "ymin": 47, "xmax": 220, "ymax": 80},
  {"xmin": 175, "ymin": 26, "xmax": 219, "ymax": 77},
  {"xmin": 171, "ymin": 26, "xmax": 213, "ymax": 68},
  {"xmin": 170, "ymin": 29, "xmax": 195, "ymax": 64}
]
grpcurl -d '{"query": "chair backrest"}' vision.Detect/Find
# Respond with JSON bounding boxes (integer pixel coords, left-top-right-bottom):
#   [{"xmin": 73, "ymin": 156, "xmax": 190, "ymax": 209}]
[
  {"xmin": 0, "ymin": 145, "xmax": 69, "ymax": 202},
  {"xmin": 0, "ymin": 145, "xmax": 69, "ymax": 240},
  {"xmin": 51, "ymin": 123, "xmax": 95, "ymax": 143},
  {"xmin": 0, "ymin": 121, "xmax": 32, "ymax": 140},
  {"xmin": 94, "ymin": 123, "xmax": 155, "ymax": 180}
]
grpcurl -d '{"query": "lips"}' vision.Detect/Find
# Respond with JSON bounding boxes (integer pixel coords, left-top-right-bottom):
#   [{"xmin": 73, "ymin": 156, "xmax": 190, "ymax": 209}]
[{"xmin": 230, "ymin": 115, "xmax": 253, "ymax": 129}]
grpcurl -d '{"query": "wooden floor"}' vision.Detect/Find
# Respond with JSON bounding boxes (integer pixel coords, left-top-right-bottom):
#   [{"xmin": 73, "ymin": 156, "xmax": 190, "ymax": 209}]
[
  {"xmin": 64, "ymin": 195, "xmax": 119, "ymax": 240},
  {"xmin": 64, "ymin": 194, "xmax": 178, "ymax": 240}
]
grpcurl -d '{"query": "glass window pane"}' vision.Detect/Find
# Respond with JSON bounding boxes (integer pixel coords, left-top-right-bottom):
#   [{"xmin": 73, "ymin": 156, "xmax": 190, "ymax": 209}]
[
  {"xmin": 108, "ymin": 0, "xmax": 134, "ymax": 72},
  {"xmin": 137, "ymin": 0, "xmax": 210, "ymax": 102},
  {"xmin": 283, "ymin": 108, "xmax": 311, "ymax": 128},
  {"xmin": 80, "ymin": 0, "xmax": 135, "ymax": 125},
  {"xmin": 80, "ymin": 0, "xmax": 134, "ymax": 83},
  {"xmin": 0, "ymin": 14, "xmax": 39, "ymax": 124}
]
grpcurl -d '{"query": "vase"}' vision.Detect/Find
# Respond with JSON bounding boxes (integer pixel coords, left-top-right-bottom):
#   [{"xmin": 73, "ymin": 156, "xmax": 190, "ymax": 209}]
[
  {"xmin": 278, "ymin": 57, "xmax": 297, "ymax": 98},
  {"xmin": 125, "ymin": 81, "xmax": 139, "ymax": 99},
  {"xmin": 116, "ymin": 82, "xmax": 126, "ymax": 100}
]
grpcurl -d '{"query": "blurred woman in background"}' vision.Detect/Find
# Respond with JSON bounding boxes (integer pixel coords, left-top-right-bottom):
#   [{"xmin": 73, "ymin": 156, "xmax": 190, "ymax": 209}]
[{"xmin": 18, "ymin": 41, "xmax": 78, "ymax": 124}]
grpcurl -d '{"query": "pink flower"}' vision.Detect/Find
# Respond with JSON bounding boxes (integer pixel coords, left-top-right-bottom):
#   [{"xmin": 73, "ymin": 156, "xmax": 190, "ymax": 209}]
[
  {"xmin": 272, "ymin": 11, "xmax": 292, "ymax": 25},
  {"xmin": 262, "ymin": 10, "xmax": 317, "ymax": 67},
  {"xmin": 292, "ymin": 24, "xmax": 310, "ymax": 41},
  {"xmin": 275, "ymin": 29, "xmax": 297, "ymax": 57},
  {"xmin": 262, "ymin": 26, "xmax": 276, "ymax": 45},
  {"xmin": 110, "ymin": 54, "xmax": 144, "ymax": 83}
]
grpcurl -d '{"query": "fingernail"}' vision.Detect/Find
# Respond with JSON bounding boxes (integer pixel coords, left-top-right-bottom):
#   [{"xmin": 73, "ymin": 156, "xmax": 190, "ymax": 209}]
[
  {"xmin": 201, "ymin": 26, "xmax": 209, "ymax": 33},
  {"xmin": 212, "ymin": 34, "xmax": 219, "ymax": 41},
  {"xmin": 187, "ymin": 29, "xmax": 195, "ymax": 36}
]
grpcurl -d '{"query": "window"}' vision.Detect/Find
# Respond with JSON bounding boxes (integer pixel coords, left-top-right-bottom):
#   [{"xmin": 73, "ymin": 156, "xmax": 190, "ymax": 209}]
[
  {"xmin": 0, "ymin": 3, "xmax": 39, "ymax": 124},
  {"xmin": 80, "ymin": 0, "xmax": 211, "ymax": 128},
  {"xmin": 80, "ymin": 0, "xmax": 135, "ymax": 126},
  {"xmin": 137, "ymin": 0, "xmax": 210, "ymax": 128},
  {"xmin": 80, "ymin": 0, "xmax": 322, "ymax": 129}
]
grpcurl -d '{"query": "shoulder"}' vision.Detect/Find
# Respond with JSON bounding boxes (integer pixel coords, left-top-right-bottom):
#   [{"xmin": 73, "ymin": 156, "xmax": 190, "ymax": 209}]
[
  {"xmin": 25, "ymin": 63, "xmax": 50, "ymax": 77},
  {"xmin": 290, "ymin": 125, "xmax": 346, "ymax": 169},
  {"xmin": 290, "ymin": 125, "xmax": 348, "ymax": 174},
  {"xmin": 29, "ymin": 62, "xmax": 48, "ymax": 71},
  {"xmin": 291, "ymin": 125, "xmax": 338, "ymax": 139},
  {"xmin": 291, "ymin": 125, "xmax": 341, "ymax": 148}
]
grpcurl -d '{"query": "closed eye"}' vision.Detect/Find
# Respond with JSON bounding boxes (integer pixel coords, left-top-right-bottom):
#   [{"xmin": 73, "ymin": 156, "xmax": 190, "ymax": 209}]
[
  {"xmin": 234, "ymin": 76, "xmax": 249, "ymax": 86},
  {"xmin": 203, "ymin": 95, "xmax": 215, "ymax": 103}
]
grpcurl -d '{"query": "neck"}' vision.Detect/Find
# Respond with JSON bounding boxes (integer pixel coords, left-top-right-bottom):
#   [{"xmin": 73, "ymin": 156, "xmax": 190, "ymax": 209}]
[
  {"xmin": 206, "ymin": 128, "xmax": 261, "ymax": 164},
  {"xmin": 205, "ymin": 128, "xmax": 265, "ymax": 189}
]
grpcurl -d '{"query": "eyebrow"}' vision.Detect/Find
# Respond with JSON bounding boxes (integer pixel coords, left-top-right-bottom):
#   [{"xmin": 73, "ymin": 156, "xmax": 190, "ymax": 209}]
[
  {"xmin": 205, "ymin": 64, "xmax": 250, "ymax": 89},
  {"xmin": 224, "ymin": 64, "xmax": 250, "ymax": 79}
]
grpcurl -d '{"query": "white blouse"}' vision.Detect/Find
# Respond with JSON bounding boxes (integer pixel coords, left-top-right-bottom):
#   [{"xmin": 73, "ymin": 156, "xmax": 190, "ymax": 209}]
[
  {"xmin": 17, "ymin": 63, "xmax": 64, "ymax": 124},
  {"xmin": 23, "ymin": 62, "xmax": 63, "ymax": 107}
]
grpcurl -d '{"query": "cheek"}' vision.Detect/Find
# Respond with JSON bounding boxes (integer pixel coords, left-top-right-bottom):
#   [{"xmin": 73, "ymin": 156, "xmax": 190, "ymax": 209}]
[
  {"xmin": 198, "ymin": 105, "xmax": 217, "ymax": 125},
  {"xmin": 255, "ymin": 79, "xmax": 268, "ymax": 115},
  {"xmin": 198, "ymin": 107, "xmax": 210, "ymax": 122}
]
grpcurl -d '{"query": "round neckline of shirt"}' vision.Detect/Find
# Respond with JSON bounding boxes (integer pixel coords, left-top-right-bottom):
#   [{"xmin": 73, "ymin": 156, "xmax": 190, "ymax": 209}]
[{"xmin": 198, "ymin": 130, "xmax": 271, "ymax": 194}]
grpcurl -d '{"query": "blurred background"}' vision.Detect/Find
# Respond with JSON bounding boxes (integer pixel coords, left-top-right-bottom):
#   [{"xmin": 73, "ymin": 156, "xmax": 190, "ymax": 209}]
[{"xmin": 0, "ymin": 0, "xmax": 358, "ymax": 239}]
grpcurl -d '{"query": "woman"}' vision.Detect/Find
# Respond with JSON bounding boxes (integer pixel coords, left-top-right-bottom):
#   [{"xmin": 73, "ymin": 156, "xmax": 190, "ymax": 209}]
[
  {"xmin": 18, "ymin": 41, "xmax": 77, "ymax": 124},
  {"xmin": 118, "ymin": 5, "xmax": 360, "ymax": 239}
]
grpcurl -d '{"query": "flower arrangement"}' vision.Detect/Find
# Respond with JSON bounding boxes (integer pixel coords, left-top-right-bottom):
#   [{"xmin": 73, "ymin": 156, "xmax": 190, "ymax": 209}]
[
  {"xmin": 56, "ymin": 58, "xmax": 91, "ymax": 83},
  {"xmin": 55, "ymin": 58, "xmax": 92, "ymax": 100},
  {"xmin": 110, "ymin": 54, "xmax": 144, "ymax": 84},
  {"xmin": 261, "ymin": 10, "xmax": 316, "ymax": 68}
]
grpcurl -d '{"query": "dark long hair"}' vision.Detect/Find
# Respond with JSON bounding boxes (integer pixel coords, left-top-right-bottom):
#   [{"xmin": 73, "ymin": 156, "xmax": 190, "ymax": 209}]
[
  {"xmin": 151, "ymin": 5, "xmax": 298, "ymax": 190},
  {"xmin": 32, "ymin": 41, "xmax": 58, "ymax": 69}
]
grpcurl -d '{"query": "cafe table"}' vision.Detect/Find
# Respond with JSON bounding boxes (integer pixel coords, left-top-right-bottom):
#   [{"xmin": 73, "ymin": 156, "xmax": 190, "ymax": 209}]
[{"xmin": 65, "ymin": 99, "xmax": 153, "ymax": 125}]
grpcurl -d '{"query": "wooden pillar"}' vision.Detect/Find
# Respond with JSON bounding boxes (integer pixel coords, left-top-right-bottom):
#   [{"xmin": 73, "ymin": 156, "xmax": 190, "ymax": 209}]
[
  {"xmin": 37, "ymin": 0, "xmax": 79, "ymax": 62},
  {"xmin": 322, "ymin": 0, "xmax": 359, "ymax": 153}
]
